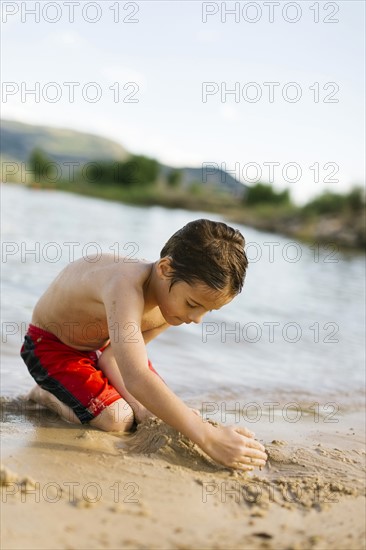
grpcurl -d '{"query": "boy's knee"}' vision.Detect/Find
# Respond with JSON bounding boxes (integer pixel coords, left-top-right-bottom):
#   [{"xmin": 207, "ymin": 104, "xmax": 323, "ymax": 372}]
[{"xmin": 91, "ymin": 400, "xmax": 134, "ymax": 432}]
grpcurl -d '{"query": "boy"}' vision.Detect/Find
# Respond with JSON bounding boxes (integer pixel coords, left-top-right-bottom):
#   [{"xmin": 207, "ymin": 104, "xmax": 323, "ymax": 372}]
[{"xmin": 21, "ymin": 219, "xmax": 267, "ymax": 471}]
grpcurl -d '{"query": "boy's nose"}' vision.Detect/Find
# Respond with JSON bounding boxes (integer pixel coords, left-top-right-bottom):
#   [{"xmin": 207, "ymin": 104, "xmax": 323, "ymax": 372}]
[{"xmin": 188, "ymin": 312, "xmax": 205, "ymax": 324}]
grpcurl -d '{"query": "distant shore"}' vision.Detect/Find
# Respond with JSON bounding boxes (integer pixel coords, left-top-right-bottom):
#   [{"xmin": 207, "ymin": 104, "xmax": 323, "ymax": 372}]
[
  {"xmin": 4, "ymin": 181, "xmax": 366, "ymax": 251},
  {"xmin": 226, "ymin": 206, "xmax": 366, "ymax": 251}
]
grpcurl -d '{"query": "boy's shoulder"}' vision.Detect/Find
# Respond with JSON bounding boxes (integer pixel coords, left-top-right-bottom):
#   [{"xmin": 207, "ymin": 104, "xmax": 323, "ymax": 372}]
[
  {"xmin": 81, "ymin": 253, "xmax": 154, "ymax": 300},
  {"xmin": 75, "ymin": 253, "xmax": 152, "ymax": 277},
  {"xmin": 85, "ymin": 255, "xmax": 161, "ymax": 326},
  {"xmin": 62, "ymin": 254, "xmax": 154, "ymax": 300}
]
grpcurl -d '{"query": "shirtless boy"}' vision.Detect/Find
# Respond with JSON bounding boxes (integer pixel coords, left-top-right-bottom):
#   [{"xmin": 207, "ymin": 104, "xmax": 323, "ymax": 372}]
[{"xmin": 21, "ymin": 219, "xmax": 267, "ymax": 471}]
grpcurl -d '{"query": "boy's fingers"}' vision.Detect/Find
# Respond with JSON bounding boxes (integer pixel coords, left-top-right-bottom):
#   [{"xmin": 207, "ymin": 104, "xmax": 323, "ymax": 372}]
[
  {"xmin": 244, "ymin": 449, "xmax": 268, "ymax": 461},
  {"xmin": 245, "ymin": 448, "xmax": 268, "ymax": 460},
  {"xmin": 235, "ymin": 426, "xmax": 255, "ymax": 438},
  {"xmin": 241, "ymin": 457, "xmax": 267, "ymax": 467},
  {"xmin": 234, "ymin": 428, "xmax": 266, "ymax": 453},
  {"xmin": 245, "ymin": 438, "xmax": 266, "ymax": 452}
]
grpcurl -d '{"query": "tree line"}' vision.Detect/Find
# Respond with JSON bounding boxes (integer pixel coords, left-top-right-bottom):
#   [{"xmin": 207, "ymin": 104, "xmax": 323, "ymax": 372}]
[{"xmin": 28, "ymin": 147, "xmax": 364, "ymax": 214}]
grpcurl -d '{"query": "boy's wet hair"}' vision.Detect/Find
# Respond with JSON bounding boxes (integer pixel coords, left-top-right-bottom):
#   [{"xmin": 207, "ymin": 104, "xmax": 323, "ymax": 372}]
[{"xmin": 160, "ymin": 219, "xmax": 248, "ymax": 295}]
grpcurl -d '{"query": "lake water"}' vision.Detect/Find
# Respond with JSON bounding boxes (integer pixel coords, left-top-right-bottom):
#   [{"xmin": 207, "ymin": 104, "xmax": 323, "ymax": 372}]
[{"xmin": 1, "ymin": 183, "xmax": 365, "ymax": 413}]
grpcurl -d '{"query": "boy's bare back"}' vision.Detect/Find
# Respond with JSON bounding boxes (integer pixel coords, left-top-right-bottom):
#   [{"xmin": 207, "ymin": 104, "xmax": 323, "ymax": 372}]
[{"xmin": 32, "ymin": 255, "xmax": 168, "ymax": 351}]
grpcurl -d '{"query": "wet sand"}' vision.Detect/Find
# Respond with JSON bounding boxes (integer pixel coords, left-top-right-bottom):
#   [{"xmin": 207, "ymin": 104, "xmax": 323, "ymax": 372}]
[{"xmin": 1, "ymin": 396, "xmax": 365, "ymax": 550}]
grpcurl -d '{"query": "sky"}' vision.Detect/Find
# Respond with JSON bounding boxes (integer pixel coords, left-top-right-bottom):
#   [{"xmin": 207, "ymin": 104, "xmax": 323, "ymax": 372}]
[{"xmin": 1, "ymin": 0, "xmax": 365, "ymax": 203}]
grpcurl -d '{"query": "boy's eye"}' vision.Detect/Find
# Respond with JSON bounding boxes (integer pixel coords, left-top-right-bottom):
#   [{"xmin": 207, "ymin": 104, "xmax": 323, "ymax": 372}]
[{"xmin": 186, "ymin": 301, "xmax": 195, "ymax": 308}]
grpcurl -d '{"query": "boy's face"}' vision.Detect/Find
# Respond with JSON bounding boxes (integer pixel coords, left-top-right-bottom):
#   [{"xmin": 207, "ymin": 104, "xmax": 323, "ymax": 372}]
[{"xmin": 156, "ymin": 258, "xmax": 234, "ymax": 326}]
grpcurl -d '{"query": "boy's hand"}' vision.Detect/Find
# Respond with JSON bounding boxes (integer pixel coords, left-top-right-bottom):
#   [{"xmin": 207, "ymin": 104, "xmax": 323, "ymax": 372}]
[
  {"xmin": 132, "ymin": 405, "xmax": 155, "ymax": 424},
  {"xmin": 201, "ymin": 424, "xmax": 267, "ymax": 471}
]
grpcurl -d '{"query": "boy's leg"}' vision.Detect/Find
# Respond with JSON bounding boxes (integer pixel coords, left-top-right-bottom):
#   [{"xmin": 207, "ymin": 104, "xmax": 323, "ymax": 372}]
[
  {"xmin": 90, "ymin": 398, "xmax": 134, "ymax": 432},
  {"xmin": 28, "ymin": 385, "xmax": 134, "ymax": 432}
]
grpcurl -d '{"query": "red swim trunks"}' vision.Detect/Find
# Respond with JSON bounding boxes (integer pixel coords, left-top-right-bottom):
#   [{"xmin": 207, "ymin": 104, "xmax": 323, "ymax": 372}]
[{"xmin": 20, "ymin": 324, "xmax": 162, "ymax": 424}]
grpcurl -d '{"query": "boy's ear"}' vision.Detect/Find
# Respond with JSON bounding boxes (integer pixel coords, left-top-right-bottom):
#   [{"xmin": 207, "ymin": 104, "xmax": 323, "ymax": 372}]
[{"xmin": 157, "ymin": 256, "xmax": 173, "ymax": 279}]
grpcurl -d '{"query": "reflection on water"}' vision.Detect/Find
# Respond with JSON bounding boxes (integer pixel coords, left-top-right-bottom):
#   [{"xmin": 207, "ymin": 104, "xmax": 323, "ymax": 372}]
[{"xmin": 1, "ymin": 184, "xmax": 365, "ymax": 407}]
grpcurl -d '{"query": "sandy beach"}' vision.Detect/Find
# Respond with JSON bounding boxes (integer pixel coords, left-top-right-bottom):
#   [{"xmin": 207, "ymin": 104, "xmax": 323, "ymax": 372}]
[{"xmin": 1, "ymin": 396, "xmax": 365, "ymax": 550}]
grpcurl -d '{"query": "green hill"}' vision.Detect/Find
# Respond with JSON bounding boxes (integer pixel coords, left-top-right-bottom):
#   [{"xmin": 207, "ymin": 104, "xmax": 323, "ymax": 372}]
[
  {"xmin": 0, "ymin": 119, "xmax": 129, "ymax": 165},
  {"xmin": 0, "ymin": 119, "xmax": 247, "ymax": 197}
]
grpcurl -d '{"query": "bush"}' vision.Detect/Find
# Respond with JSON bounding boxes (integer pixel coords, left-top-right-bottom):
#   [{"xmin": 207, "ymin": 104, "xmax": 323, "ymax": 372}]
[
  {"xmin": 116, "ymin": 155, "xmax": 159, "ymax": 186},
  {"xmin": 28, "ymin": 148, "xmax": 57, "ymax": 183},
  {"xmin": 303, "ymin": 186, "xmax": 365, "ymax": 215},
  {"xmin": 167, "ymin": 169, "xmax": 182, "ymax": 188},
  {"xmin": 346, "ymin": 186, "xmax": 365, "ymax": 213},
  {"xmin": 76, "ymin": 155, "xmax": 159, "ymax": 187},
  {"xmin": 244, "ymin": 183, "xmax": 290, "ymax": 206}
]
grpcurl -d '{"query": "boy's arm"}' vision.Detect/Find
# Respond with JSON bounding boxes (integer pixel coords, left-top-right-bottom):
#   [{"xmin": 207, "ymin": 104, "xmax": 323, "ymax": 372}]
[
  {"xmin": 103, "ymin": 286, "xmax": 267, "ymax": 470},
  {"xmin": 143, "ymin": 322, "xmax": 170, "ymax": 344}
]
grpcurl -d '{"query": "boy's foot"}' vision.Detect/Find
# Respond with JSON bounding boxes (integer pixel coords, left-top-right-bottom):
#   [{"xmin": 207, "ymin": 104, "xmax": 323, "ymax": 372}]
[
  {"xmin": 27, "ymin": 385, "xmax": 46, "ymax": 406},
  {"xmin": 26, "ymin": 385, "xmax": 81, "ymax": 424}
]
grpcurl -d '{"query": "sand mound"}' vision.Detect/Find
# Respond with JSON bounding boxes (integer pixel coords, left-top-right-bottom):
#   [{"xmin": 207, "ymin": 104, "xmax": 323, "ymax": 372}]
[
  {"xmin": 124, "ymin": 422, "xmax": 366, "ymax": 511},
  {"xmin": 125, "ymin": 417, "xmax": 224, "ymax": 472}
]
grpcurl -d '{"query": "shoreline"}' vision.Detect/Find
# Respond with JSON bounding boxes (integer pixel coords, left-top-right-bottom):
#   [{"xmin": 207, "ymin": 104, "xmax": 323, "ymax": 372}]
[
  {"xmin": 2, "ymin": 181, "xmax": 365, "ymax": 252},
  {"xmin": 1, "ymin": 396, "xmax": 365, "ymax": 550}
]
